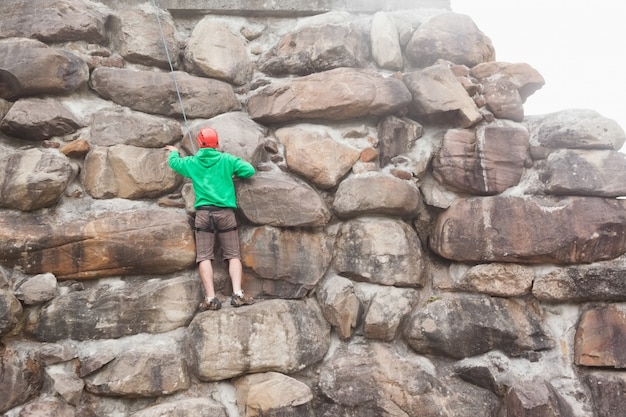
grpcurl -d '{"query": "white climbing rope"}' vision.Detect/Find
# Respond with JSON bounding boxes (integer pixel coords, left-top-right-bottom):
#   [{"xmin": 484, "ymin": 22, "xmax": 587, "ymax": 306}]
[{"xmin": 151, "ymin": 0, "xmax": 196, "ymax": 153}]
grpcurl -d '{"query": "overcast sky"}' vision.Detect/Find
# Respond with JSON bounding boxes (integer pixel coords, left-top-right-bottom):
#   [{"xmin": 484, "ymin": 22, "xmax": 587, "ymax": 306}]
[{"xmin": 450, "ymin": 0, "xmax": 626, "ymax": 144}]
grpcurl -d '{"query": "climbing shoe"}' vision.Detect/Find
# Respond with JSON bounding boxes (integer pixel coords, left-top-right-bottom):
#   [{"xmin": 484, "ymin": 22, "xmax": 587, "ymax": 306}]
[
  {"xmin": 199, "ymin": 297, "xmax": 222, "ymax": 311},
  {"xmin": 231, "ymin": 292, "xmax": 255, "ymax": 307}
]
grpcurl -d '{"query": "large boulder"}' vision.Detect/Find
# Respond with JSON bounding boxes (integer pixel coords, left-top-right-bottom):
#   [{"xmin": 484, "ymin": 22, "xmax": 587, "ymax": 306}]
[
  {"xmin": 430, "ymin": 196, "xmax": 626, "ymax": 264},
  {"xmin": 526, "ymin": 109, "xmax": 626, "ymax": 158},
  {"xmin": 259, "ymin": 21, "xmax": 369, "ymax": 76},
  {"xmin": 333, "ymin": 217, "xmax": 426, "ymax": 287},
  {"xmin": 248, "ymin": 67, "xmax": 411, "ymax": 124},
  {"xmin": 83, "ymin": 145, "xmax": 181, "ymax": 199},
  {"xmin": 403, "ymin": 293, "xmax": 554, "ymax": 359},
  {"xmin": 0, "ymin": 0, "xmax": 109, "ymax": 43},
  {"xmin": 90, "ymin": 108, "xmax": 182, "ymax": 147},
  {"xmin": 538, "ymin": 149, "xmax": 626, "ymax": 197},
  {"xmin": 0, "ymin": 38, "xmax": 89, "ymax": 100},
  {"xmin": 240, "ymin": 225, "xmax": 334, "ymax": 296},
  {"xmin": 25, "ymin": 275, "xmax": 201, "ymax": 342},
  {"xmin": 184, "ymin": 19, "xmax": 252, "ymax": 85},
  {"xmin": 236, "ymin": 170, "xmax": 331, "ymax": 227},
  {"xmin": 0, "ymin": 209, "xmax": 196, "ymax": 279},
  {"xmin": 405, "ymin": 12, "xmax": 495, "ymax": 68},
  {"xmin": 185, "ymin": 299, "xmax": 331, "ymax": 381},
  {"xmin": 0, "ymin": 148, "xmax": 77, "ymax": 211},
  {"xmin": 90, "ymin": 67, "xmax": 240, "ymax": 118},
  {"xmin": 317, "ymin": 341, "xmax": 500, "ymax": 417},
  {"xmin": 404, "ymin": 64, "xmax": 483, "ymax": 128},
  {"xmin": 0, "ymin": 98, "xmax": 82, "ymax": 141},
  {"xmin": 432, "ymin": 120, "xmax": 529, "ymax": 194},
  {"xmin": 84, "ymin": 344, "xmax": 190, "ymax": 397},
  {"xmin": 275, "ymin": 124, "xmax": 360, "ymax": 190},
  {"xmin": 332, "ymin": 172, "xmax": 421, "ymax": 218},
  {"xmin": 108, "ymin": 4, "xmax": 180, "ymax": 69}
]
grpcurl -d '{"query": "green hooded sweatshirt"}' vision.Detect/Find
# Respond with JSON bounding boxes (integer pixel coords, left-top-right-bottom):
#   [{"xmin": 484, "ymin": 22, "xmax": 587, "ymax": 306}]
[{"xmin": 168, "ymin": 148, "xmax": 255, "ymax": 209}]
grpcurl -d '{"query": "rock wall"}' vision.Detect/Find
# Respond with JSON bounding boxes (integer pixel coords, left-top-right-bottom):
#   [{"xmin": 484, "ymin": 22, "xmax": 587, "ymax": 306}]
[{"xmin": 1, "ymin": 0, "xmax": 626, "ymax": 416}]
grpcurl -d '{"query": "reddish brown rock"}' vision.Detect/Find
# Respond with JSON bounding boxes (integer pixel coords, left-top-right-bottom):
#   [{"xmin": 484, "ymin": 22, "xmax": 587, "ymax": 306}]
[
  {"xmin": 259, "ymin": 22, "xmax": 369, "ymax": 76},
  {"xmin": 505, "ymin": 380, "xmax": 574, "ymax": 417},
  {"xmin": 527, "ymin": 109, "xmax": 626, "ymax": 156},
  {"xmin": 0, "ymin": 148, "xmax": 77, "ymax": 211},
  {"xmin": 60, "ymin": 139, "xmax": 90, "ymax": 158},
  {"xmin": 405, "ymin": 12, "xmax": 495, "ymax": 68},
  {"xmin": 432, "ymin": 121, "xmax": 529, "ymax": 194},
  {"xmin": 430, "ymin": 196, "xmax": 626, "ymax": 264},
  {"xmin": 247, "ymin": 67, "xmax": 411, "ymax": 124},
  {"xmin": 470, "ymin": 62, "xmax": 545, "ymax": 122},
  {"xmin": 539, "ymin": 149, "xmax": 626, "ymax": 197},
  {"xmin": 378, "ymin": 115, "xmax": 423, "ymax": 166},
  {"xmin": 0, "ymin": 98, "xmax": 82, "ymax": 141},
  {"xmin": 90, "ymin": 67, "xmax": 240, "ymax": 119},
  {"xmin": 575, "ymin": 306, "xmax": 626, "ymax": 368},
  {"xmin": 0, "ymin": 0, "xmax": 109, "ymax": 44},
  {"xmin": 108, "ymin": 4, "xmax": 180, "ymax": 69},
  {"xmin": 0, "ymin": 209, "xmax": 195, "ymax": 279},
  {"xmin": 0, "ymin": 39, "xmax": 89, "ymax": 100},
  {"xmin": 404, "ymin": 64, "xmax": 483, "ymax": 128},
  {"xmin": 332, "ymin": 172, "xmax": 421, "ymax": 218},
  {"xmin": 0, "ymin": 344, "xmax": 43, "ymax": 414}
]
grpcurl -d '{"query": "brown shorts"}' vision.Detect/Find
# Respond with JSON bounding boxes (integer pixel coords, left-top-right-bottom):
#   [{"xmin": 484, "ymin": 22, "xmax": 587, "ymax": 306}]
[{"xmin": 194, "ymin": 208, "xmax": 241, "ymax": 263}]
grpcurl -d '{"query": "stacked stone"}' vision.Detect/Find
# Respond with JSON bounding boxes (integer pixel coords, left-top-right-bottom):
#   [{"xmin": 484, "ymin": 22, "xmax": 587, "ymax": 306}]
[{"xmin": 1, "ymin": 0, "xmax": 626, "ymax": 416}]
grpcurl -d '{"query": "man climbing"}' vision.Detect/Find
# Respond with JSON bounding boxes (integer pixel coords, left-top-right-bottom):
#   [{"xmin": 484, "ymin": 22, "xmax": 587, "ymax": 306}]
[{"xmin": 165, "ymin": 127, "xmax": 255, "ymax": 311}]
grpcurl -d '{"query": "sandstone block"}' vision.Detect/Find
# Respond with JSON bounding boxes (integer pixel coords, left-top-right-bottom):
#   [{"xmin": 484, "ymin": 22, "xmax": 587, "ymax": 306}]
[
  {"xmin": 0, "ymin": 209, "xmax": 196, "ymax": 279},
  {"xmin": 406, "ymin": 12, "xmax": 495, "ymax": 68},
  {"xmin": 248, "ymin": 67, "xmax": 411, "ymax": 124},
  {"xmin": 403, "ymin": 293, "xmax": 554, "ymax": 359},
  {"xmin": 0, "ymin": 148, "xmax": 77, "ymax": 211},
  {"xmin": 108, "ymin": 4, "xmax": 180, "ymax": 69},
  {"xmin": 363, "ymin": 286, "xmax": 419, "ymax": 342},
  {"xmin": 404, "ymin": 64, "xmax": 483, "ymax": 128},
  {"xmin": 430, "ymin": 196, "xmax": 626, "ymax": 264},
  {"xmin": 236, "ymin": 170, "xmax": 331, "ymax": 227},
  {"xmin": 85, "ymin": 346, "xmax": 190, "ymax": 397},
  {"xmin": 470, "ymin": 62, "xmax": 545, "ymax": 122},
  {"xmin": 0, "ymin": 344, "xmax": 43, "ymax": 414},
  {"xmin": 533, "ymin": 255, "xmax": 626, "ymax": 302},
  {"xmin": 540, "ymin": 149, "xmax": 626, "ymax": 197},
  {"xmin": 527, "ymin": 109, "xmax": 626, "ymax": 155},
  {"xmin": 185, "ymin": 19, "xmax": 252, "ymax": 85},
  {"xmin": 186, "ymin": 299, "xmax": 330, "ymax": 381},
  {"xmin": 90, "ymin": 67, "xmax": 240, "ymax": 118},
  {"xmin": 318, "ymin": 341, "xmax": 500, "ymax": 416},
  {"xmin": 332, "ymin": 172, "xmax": 421, "ymax": 218},
  {"xmin": 317, "ymin": 275, "xmax": 361, "ymax": 339},
  {"xmin": 26, "ymin": 275, "xmax": 201, "ymax": 341},
  {"xmin": 333, "ymin": 217, "xmax": 426, "ymax": 287},
  {"xmin": 432, "ymin": 120, "xmax": 529, "ymax": 194},
  {"xmin": 240, "ymin": 225, "xmax": 333, "ymax": 291},
  {"xmin": 575, "ymin": 305, "xmax": 626, "ymax": 368},
  {"xmin": 130, "ymin": 398, "xmax": 227, "ymax": 417},
  {"xmin": 275, "ymin": 124, "xmax": 360, "ymax": 189},
  {"xmin": 0, "ymin": 0, "xmax": 109, "ymax": 44},
  {"xmin": 234, "ymin": 372, "xmax": 314, "ymax": 417},
  {"xmin": 90, "ymin": 108, "xmax": 183, "ymax": 147},
  {"xmin": 259, "ymin": 22, "xmax": 369, "ymax": 76},
  {"xmin": 0, "ymin": 38, "xmax": 89, "ymax": 100},
  {"xmin": 371, "ymin": 12, "xmax": 403, "ymax": 70},
  {"xmin": 0, "ymin": 98, "xmax": 82, "ymax": 141}
]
